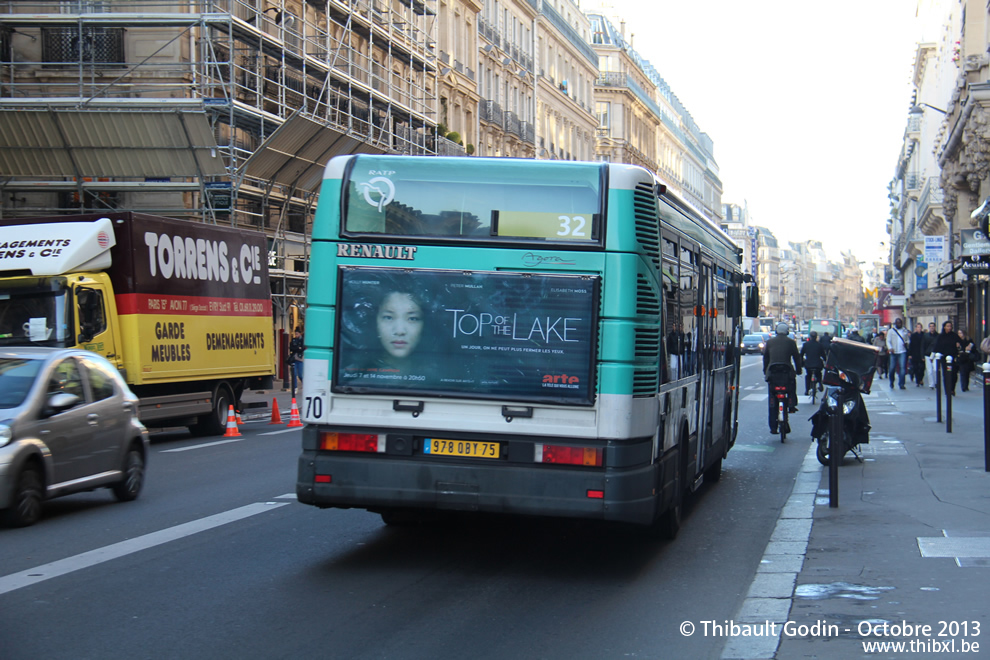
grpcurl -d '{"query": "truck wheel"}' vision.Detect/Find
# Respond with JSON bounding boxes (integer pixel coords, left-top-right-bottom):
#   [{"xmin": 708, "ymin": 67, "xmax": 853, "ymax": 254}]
[
  {"xmin": 112, "ymin": 444, "xmax": 146, "ymax": 502},
  {"xmin": 190, "ymin": 384, "xmax": 234, "ymax": 436},
  {"xmin": 3, "ymin": 462, "xmax": 44, "ymax": 527}
]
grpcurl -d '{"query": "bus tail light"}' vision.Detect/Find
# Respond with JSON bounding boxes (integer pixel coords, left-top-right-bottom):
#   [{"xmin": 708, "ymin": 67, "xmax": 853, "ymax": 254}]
[
  {"xmin": 535, "ymin": 444, "xmax": 603, "ymax": 467},
  {"xmin": 319, "ymin": 432, "xmax": 385, "ymax": 453}
]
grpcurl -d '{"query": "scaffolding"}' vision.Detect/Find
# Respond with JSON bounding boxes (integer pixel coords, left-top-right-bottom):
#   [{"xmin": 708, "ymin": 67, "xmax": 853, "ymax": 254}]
[{"xmin": 0, "ymin": 0, "xmax": 440, "ymax": 333}]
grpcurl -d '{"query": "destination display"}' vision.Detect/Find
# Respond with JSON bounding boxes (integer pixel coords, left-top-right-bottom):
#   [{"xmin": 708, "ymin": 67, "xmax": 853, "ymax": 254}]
[
  {"xmin": 333, "ymin": 266, "xmax": 600, "ymax": 405},
  {"xmin": 494, "ymin": 211, "xmax": 598, "ymax": 241}
]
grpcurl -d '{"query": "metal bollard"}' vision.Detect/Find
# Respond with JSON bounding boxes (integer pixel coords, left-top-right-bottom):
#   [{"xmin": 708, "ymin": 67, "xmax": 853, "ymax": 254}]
[
  {"xmin": 829, "ymin": 389, "xmax": 843, "ymax": 508},
  {"xmin": 984, "ymin": 363, "xmax": 990, "ymax": 472},
  {"xmin": 935, "ymin": 353, "xmax": 943, "ymax": 423},
  {"xmin": 945, "ymin": 355, "xmax": 954, "ymax": 433}
]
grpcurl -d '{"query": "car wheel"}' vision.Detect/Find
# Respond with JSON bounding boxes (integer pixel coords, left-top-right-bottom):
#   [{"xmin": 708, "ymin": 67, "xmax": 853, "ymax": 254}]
[
  {"xmin": 112, "ymin": 444, "xmax": 145, "ymax": 502},
  {"xmin": 3, "ymin": 462, "xmax": 44, "ymax": 527}
]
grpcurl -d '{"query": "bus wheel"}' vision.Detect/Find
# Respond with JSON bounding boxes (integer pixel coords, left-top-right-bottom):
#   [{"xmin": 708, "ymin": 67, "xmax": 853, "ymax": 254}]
[
  {"xmin": 704, "ymin": 456, "xmax": 723, "ymax": 483},
  {"xmin": 657, "ymin": 501, "xmax": 681, "ymax": 540}
]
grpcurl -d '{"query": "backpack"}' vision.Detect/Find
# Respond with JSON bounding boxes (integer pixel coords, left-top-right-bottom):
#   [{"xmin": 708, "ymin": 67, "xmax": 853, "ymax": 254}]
[{"xmin": 981, "ymin": 336, "xmax": 990, "ymax": 355}]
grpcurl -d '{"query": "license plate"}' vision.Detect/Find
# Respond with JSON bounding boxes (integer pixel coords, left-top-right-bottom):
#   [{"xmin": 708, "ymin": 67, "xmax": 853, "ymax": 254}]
[{"xmin": 425, "ymin": 438, "xmax": 500, "ymax": 459}]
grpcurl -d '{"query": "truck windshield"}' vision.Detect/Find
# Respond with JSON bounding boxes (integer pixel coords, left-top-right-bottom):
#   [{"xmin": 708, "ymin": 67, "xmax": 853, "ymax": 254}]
[{"xmin": 0, "ymin": 279, "xmax": 72, "ymax": 348}]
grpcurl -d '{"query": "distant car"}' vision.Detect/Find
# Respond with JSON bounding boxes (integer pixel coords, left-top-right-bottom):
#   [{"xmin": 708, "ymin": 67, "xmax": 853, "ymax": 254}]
[
  {"xmin": 0, "ymin": 347, "xmax": 148, "ymax": 527},
  {"xmin": 741, "ymin": 334, "xmax": 767, "ymax": 355}
]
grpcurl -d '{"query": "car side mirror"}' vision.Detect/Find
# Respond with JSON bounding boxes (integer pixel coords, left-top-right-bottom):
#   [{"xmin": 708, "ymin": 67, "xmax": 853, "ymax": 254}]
[{"xmin": 45, "ymin": 392, "xmax": 81, "ymax": 417}]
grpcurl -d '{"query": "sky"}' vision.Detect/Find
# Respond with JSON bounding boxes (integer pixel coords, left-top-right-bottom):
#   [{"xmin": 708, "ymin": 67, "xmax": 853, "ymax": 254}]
[{"xmin": 594, "ymin": 0, "xmax": 924, "ymax": 266}]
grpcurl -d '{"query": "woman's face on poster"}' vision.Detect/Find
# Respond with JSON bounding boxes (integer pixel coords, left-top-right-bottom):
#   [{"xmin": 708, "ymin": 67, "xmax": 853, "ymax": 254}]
[{"xmin": 377, "ymin": 292, "xmax": 423, "ymax": 358}]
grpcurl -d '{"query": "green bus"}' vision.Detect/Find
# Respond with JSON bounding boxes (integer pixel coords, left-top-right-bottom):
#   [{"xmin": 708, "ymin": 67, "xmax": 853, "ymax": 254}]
[{"xmin": 296, "ymin": 155, "xmax": 755, "ymax": 537}]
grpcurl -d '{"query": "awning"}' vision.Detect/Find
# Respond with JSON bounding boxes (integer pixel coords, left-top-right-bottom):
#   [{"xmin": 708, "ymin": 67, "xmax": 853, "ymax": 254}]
[
  {"xmin": 239, "ymin": 112, "xmax": 386, "ymax": 193},
  {"xmin": 0, "ymin": 107, "xmax": 225, "ymax": 178}
]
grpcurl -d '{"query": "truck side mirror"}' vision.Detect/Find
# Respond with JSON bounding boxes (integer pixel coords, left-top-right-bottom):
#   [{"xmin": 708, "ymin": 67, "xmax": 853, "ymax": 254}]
[{"xmin": 76, "ymin": 288, "xmax": 98, "ymax": 343}]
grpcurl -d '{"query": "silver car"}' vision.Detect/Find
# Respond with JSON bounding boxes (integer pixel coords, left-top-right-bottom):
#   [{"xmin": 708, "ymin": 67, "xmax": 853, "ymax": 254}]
[{"xmin": 0, "ymin": 347, "xmax": 148, "ymax": 527}]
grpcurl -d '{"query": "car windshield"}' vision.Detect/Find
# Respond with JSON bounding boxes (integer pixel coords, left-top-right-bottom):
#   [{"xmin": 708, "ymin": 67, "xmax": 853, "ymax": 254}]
[
  {"xmin": 0, "ymin": 357, "xmax": 43, "ymax": 408},
  {"xmin": 744, "ymin": 335, "xmax": 763, "ymax": 341}
]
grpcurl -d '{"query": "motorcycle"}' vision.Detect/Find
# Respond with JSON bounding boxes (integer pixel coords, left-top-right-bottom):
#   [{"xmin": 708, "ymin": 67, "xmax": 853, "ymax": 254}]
[{"xmin": 809, "ymin": 338, "xmax": 878, "ymax": 466}]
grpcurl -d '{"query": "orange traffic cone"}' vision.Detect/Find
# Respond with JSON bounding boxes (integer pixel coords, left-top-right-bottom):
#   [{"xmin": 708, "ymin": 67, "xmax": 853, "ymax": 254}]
[
  {"xmin": 236, "ymin": 409, "xmax": 244, "ymax": 426},
  {"xmin": 287, "ymin": 398, "xmax": 303, "ymax": 428},
  {"xmin": 269, "ymin": 397, "xmax": 284, "ymax": 425},
  {"xmin": 223, "ymin": 404, "xmax": 242, "ymax": 437}
]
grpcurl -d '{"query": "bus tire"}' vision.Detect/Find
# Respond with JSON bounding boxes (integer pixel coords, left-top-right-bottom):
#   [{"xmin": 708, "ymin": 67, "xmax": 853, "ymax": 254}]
[
  {"xmin": 704, "ymin": 455, "xmax": 723, "ymax": 483},
  {"xmin": 657, "ymin": 501, "xmax": 681, "ymax": 540}
]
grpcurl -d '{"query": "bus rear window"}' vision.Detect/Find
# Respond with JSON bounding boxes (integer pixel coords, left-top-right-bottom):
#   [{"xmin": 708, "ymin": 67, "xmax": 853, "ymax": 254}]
[{"xmin": 342, "ymin": 155, "xmax": 603, "ymax": 242}]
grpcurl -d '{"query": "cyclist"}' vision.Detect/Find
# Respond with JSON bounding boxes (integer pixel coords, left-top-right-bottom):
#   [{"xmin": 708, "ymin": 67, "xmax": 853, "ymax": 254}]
[
  {"xmin": 800, "ymin": 330, "xmax": 826, "ymax": 396},
  {"xmin": 763, "ymin": 322, "xmax": 802, "ymax": 433}
]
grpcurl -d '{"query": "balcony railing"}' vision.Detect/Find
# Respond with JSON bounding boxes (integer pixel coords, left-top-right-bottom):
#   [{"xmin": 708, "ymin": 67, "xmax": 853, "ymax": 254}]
[
  {"xmin": 480, "ymin": 98, "xmax": 503, "ymax": 125},
  {"xmin": 918, "ymin": 176, "xmax": 944, "ymax": 225},
  {"xmin": 505, "ymin": 110, "xmax": 520, "ymax": 138}
]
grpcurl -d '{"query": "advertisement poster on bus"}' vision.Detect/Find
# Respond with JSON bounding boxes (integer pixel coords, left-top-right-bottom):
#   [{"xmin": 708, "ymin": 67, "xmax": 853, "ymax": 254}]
[{"xmin": 333, "ymin": 267, "xmax": 600, "ymax": 405}]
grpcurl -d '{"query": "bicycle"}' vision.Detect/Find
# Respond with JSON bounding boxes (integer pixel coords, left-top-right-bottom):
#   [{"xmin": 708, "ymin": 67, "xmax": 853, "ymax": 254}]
[
  {"xmin": 767, "ymin": 364, "xmax": 793, "ymax": 442},
  {"xmin": 773, "ymin": 381, "xmax": 789, "ymax": 442},
  {"xmin": 809, "ymin": 368, "xmax": 822, "ymax": 405}
]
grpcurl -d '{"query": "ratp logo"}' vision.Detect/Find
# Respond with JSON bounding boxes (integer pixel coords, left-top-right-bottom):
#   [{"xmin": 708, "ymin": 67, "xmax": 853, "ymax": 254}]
[{"xmin": 359, "ymin": 176, "xmax": 396, "ymax": 212}]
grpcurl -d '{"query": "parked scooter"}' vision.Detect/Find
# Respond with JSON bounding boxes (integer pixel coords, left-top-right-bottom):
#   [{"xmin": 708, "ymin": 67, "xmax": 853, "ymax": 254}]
[{"xmin": 809, "ymin": 337, "xmax": 879, "ymax": 466}]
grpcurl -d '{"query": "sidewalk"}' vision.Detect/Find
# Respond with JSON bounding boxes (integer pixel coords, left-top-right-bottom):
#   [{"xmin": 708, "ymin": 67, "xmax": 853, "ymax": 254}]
[
  {"xmin": 768, "ymin": 375, "xmax": 990, "ymax": 658},
  {"xmin": 239, "ymin": 383, "xmax": 300, "ymax": 422}
]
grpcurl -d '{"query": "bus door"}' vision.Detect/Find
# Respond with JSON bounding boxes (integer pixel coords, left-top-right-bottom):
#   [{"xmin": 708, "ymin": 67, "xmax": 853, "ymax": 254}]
[{"xmin": 696, "ymin": 258, "xmax": 715, "ymax": 471}]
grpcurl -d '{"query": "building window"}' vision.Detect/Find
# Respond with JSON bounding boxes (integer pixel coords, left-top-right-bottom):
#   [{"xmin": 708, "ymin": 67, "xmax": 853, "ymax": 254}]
[
  {"xmin": 42, "ymin": 27, "xmax": 124, "ymax": 67},
  {"xmin": 596, "ymin": 101, "xmax": 610, "ymax": 132}
]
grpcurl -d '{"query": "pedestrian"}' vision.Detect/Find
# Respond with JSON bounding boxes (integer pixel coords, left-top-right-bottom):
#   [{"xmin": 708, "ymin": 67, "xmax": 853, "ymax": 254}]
[
  {"xmin": 288, "ymin": 326, "xmax": 304, "ymax": 397},
  {"xmin": 922, "ymin": 322, "xmax": 939, "ymax": 389},
  {"xmin": 933, "ymin": 320, "xmax": 964, "ymax": 395},
  {"xmin": 885, "ymin": 317, "xmax": 909, "ymax": 389},
  {"xmin": 909, "ymin": 322, "xmax": 926, "ymax": 386},
  {"xmin": 956, "ymin": 329, "xmax": 979, "ymax": 392},
  {"xmin": 872, "ymin": 331, "xmax": 888, "ymax": 378}
]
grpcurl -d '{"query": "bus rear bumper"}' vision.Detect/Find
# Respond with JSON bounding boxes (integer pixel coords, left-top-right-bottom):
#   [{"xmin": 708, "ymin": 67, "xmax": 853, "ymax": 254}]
[{"xmin": 296, "ymin": 451, "xmax": 658, "ymax": 525}]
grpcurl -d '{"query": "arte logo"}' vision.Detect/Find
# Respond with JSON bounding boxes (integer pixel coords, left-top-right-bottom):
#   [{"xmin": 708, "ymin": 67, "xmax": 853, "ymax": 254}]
[{"xmin": 542, "ymin": 373, "xmax": 580, "ymax": 385}]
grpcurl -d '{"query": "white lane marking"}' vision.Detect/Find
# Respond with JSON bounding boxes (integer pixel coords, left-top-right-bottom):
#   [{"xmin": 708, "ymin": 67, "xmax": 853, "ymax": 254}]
[
  {"xmin": 260, "ymin": 428, "xmax": 302, "ymax": 436},
  {"xmin": 160, "ymin": 438, "xmax": 244, "ymax": 453},
  {"xmin": 273, "ymin": 493, "xmax": 296, "ymax": 500},
  {"xmin": 0, "ymin": 502, "xmax": 289, "ymax": 596}
]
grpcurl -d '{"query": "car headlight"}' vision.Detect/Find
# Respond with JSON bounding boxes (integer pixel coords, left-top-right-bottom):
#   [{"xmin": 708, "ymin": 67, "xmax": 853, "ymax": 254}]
[{"xmin": 0, "ymin": 424, "xmax": 12, "ymax": 448}]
